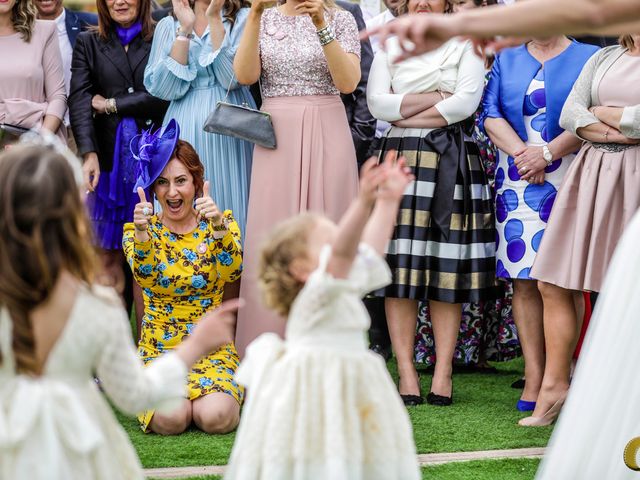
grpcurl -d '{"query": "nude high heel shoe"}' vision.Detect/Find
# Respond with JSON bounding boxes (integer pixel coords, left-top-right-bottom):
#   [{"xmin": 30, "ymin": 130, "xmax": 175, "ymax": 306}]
[{"xmin": 518, "ymin": 393, "xmax": 567, "ymax": 427}]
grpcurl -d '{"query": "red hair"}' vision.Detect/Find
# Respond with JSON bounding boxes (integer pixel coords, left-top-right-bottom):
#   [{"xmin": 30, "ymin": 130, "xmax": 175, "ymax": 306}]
[{"xmin": 169, "ymin": 140, "xmax": 205, "ymax": 197}]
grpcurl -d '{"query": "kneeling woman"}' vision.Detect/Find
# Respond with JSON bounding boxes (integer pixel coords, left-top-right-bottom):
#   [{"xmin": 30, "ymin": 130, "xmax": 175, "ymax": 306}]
[{"xmin": 123, "ymin": 120, "xmax": 244, "ymax": 434}]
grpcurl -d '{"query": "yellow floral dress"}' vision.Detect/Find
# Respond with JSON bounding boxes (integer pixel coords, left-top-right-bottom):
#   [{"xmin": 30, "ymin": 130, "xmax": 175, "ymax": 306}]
[{"xmin": 123, "ymin": 210, "xmax": 244, "ymax": 431}]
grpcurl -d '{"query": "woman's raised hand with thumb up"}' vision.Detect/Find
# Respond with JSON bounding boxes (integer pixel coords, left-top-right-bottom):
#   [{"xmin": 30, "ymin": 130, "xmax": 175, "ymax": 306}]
[{"xmin": 133, "ymin": 187, "xmax": 154, "ymax": 240}]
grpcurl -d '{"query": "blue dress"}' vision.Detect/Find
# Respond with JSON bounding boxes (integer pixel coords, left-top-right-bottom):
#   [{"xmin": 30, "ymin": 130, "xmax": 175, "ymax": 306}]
[
  {"xmin": 144, "ymin": 12, "xmax": 254, "ymax": 235},
  {"xmin": 481, "ymin": 41, "xmax": 599, "ymax": 280},
  {"xmin": 494, "ymin": 69, "xmax": 573, "ymax": 279}
]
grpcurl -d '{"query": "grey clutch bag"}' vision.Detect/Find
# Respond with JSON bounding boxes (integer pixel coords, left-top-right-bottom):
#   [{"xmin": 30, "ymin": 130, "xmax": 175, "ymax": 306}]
[
  {"xmin": 203, "ymin": 100, "xmax": 276, "ymax": 149},
  {"xmin": 0, "ymin": 123, "xmax": 29, "ymax": 149}
]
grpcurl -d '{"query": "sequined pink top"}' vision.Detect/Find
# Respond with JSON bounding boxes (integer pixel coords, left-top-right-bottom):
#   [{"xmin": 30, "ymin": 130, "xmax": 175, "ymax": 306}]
[{"xmin": 259, "ymin": 8, "xmax": 361, "ymax": 98}]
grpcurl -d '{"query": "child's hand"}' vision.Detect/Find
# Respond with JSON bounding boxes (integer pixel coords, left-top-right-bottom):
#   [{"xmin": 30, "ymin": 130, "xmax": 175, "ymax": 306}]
[
  {"xmin": 377, "ymin": 152, "xmax": 414, "ymax": 202},
  {"xmin": 358, "ymin": 157, "xmax": 388, "ymax": 205}
]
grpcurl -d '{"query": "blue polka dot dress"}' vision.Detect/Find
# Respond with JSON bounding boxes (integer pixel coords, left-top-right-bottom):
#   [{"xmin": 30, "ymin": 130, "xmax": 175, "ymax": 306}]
[{"xmin": 494, "ymin": 68, "xmax": 574, "ymax": 280}]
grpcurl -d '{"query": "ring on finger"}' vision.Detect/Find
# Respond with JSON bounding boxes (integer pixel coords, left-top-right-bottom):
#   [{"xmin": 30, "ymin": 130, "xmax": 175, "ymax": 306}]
[{"xmin": 142, "ymin": 206, "xmax": 151, "ymax": 216}]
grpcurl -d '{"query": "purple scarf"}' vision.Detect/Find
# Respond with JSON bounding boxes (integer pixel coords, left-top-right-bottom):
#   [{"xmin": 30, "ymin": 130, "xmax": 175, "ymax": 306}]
[
  {"xmin": 115, "ymin": 21, "xmax": 142, "ymax": 46},
  {"xmin": 99, "ymin": 21, "xmax": 143, "ymax": 206}
]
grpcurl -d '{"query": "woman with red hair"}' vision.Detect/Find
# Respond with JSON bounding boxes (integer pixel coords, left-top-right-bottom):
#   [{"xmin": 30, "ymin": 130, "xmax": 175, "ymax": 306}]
[{"xmin": 124, "ymin": 120, "xmax": 244, "ymax": 435}]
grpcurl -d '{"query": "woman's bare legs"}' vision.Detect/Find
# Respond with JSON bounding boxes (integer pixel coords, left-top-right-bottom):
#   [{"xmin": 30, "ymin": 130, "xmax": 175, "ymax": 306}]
[
  {"xmin": 192, "ymin": 393, "xmax": 240, "ymax": 434},
  {"xmin": 385, "ymin": 297, "xmax": 420, "ymax": 396},
  {"xmin": 512, "ymin": 279, "xmax": 545, "ymax": 402},
  {"xmin": 148, "ymin": 400, "xmax": 192, "ymax": 435},
  {"xmin": 429, "ymin": 300, "xmax": 462, "ymax": 397},
  {"xmin": 531, "ymin": 281, "xmax": 584, "ymax": 417}
]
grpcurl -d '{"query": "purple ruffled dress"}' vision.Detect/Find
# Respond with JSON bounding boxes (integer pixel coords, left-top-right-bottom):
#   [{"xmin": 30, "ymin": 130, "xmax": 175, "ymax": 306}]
[{"xmin": 86, "ymin": 23, "xmax": 143, "ymax": 251}]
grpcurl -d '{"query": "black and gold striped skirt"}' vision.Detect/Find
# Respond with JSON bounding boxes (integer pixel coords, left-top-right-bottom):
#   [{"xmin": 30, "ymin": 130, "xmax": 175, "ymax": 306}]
[{"xmin": 375, "ymin": 124, "xmax": 500, "ymax": 304}]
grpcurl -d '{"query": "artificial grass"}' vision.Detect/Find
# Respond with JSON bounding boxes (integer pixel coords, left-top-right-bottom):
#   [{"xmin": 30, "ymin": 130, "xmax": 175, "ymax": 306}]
[
  {"xmin": 115, "ymin": 409, "xmax": 235, "ymax": 467},
  {"xmin": 118, "ymin": 356, "xmax": 551, "ymax": 469},
  {"xmin": 422, "ymin": 458, "xmax": 540, "ymax": 479},
  {"xmin": 403, "ymin": 357, "xmax": 552, "ymax": 454},
  {"xmin": 149, "ymin": 458, "xmax": 541, "ymax": 480}
]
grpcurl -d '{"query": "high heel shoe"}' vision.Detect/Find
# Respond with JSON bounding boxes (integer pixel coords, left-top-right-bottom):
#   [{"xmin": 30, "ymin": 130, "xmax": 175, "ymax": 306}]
[
  {"xmin": 427, "ymin": 376, "xmax": 453, "ymax": 406},
  {"xmin": 518, "ymin": 393, "xmax": 567, "ymax": 427},
  {"xmin": 400, "ymin": 394, "xmax": 424, "ymax": 406},
  {"xmin": 426, "ymin": 391, "xmax": 452, "ymax": 406},
  {"xmin": 516, "ymin": 399, "xmax": 536, "ymax": 412}
]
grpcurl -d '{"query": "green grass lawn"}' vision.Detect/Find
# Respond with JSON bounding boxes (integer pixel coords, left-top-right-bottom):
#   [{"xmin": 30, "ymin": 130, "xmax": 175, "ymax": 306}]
[
  {"xmin": 149, "ymin": 458, "xmax": 541, "ymax": 480},
  {"xmin": 120, "ymin": 356, "xmax": 551, "ymax": 470},
  {"xmin": 423, "ymin": 458, "xmax": 540, "ymax": 479}
]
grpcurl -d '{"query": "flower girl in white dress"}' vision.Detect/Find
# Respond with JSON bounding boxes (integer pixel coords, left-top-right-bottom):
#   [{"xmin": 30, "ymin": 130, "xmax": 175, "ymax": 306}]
[
  {"xmin": 225, "ymin": 152, "xmax": 421, "ymax": 480},
  {"xmin": 0, "ymin": 137, "xmax": 241, "ymax": 480}
]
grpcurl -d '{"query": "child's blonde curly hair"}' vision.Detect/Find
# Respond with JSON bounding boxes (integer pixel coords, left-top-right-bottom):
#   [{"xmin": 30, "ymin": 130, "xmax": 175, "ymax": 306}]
[{"xmin": 258, "ymin": 212, "xmax": 323, "ymax": 316}]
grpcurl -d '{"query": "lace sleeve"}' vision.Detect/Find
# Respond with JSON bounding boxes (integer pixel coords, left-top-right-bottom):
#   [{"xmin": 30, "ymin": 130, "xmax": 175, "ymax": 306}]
[
  {"xmin": 95, "ymin": 297, "xmax": 187, "ymax": 416},
  {"xmin": 301, "ymin": 243, "xmax": 390, "ymax": 302},
  {"xmin": 559, "ymin": 49, "xmax": 605, "ymax": 138}
]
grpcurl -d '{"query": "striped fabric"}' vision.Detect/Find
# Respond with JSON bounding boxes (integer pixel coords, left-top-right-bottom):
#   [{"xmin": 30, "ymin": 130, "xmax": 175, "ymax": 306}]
[{"xmin": 375, "ymin": 129, "xmax": 500, "ymax": 303}]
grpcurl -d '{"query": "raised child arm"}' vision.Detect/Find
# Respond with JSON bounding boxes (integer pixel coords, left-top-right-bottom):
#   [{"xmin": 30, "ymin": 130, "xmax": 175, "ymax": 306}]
[
  {"xmin": 326, "ymin": 151, "xmax": 413, "ymax": 279},
  {"xmin": 362, "ymin": 152, "xmax": 414, "ymax": 255}
]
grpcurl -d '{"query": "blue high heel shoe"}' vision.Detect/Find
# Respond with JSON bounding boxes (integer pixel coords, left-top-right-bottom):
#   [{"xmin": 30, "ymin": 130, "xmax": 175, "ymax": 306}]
[{"xmin": 516, "ymin": 399, "xmax": 536, "ymax": 412}]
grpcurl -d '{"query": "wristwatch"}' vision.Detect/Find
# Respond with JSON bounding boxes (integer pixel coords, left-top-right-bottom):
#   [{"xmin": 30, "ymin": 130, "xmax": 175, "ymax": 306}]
[
  {"xmin": 542, "ymin": 145, "xmax": 553, "ymax": 166},
  {"xmin": 176, "ymin": 27, "xmax": 194, "ymax": 40}
]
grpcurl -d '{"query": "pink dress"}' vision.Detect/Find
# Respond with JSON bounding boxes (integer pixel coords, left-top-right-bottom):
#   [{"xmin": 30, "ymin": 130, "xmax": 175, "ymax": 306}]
[
  {"xmin": 235, "ymin": 8, "xmax": 361, "ymax": 357},
  {"xmin": 0, "ymin": 20, "xmax": 66, "ymax": 140}
]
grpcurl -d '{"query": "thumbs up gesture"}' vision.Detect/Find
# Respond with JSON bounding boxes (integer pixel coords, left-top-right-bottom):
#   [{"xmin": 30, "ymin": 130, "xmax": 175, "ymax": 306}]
[
  {"xmin": 134, "ymin": 187, "xmax": 154, "ymax": 233},
  {"xmin": 194, "ymin": 181, "xmax": 223, "ymax": 226}
]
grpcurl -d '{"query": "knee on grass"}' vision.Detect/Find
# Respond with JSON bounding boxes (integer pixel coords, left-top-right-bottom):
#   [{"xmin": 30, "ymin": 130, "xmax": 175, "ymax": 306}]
[
  {"xmin": 149, "ymin": 402, "xmax": 192, "ymax": 435},
  {"xmin": 192, "ymin": 397, "xmax": 240, "ymax": 434}
]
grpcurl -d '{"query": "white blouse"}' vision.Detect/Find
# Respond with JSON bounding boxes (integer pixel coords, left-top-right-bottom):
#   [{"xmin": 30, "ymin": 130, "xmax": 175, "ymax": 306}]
[{"xmin": 366, "ymin": 38, "xmax": 484, "ymax": 125}]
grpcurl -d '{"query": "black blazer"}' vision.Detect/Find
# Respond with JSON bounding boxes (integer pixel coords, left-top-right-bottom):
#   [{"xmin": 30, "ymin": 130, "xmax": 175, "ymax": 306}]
[
  {"xmin": 64, "ymin": 8, "xmax": 97, "ymax": 47},
  {"xmin": 336, "ymin": 0, "xmax": 376, "ymax": 165},
  {"xmin": 69, "ymin": 30, "xmax": 169, "ymax": 172}
]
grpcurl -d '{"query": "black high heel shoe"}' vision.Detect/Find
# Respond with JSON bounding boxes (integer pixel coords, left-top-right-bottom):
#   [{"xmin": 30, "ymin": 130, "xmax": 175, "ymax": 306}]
[
  {"xmin": 400, "ymin": 394, "xmax": 424, "ymax": 406},
  {"xmin": 426, "ymin": 391, "xmax": 452, "ymax": 406}
]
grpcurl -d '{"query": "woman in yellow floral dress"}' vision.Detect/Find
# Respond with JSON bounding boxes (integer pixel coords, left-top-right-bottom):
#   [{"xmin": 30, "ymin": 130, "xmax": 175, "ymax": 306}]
[{"xmin": 123, "ymin": 119, "xmax": 243, "ymax": 434}]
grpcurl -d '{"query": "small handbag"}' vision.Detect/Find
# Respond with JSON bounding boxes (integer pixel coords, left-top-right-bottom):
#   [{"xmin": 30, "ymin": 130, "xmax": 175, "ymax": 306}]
[
  {"xmin": 203, "ymin": 80, "xmax": 276, "ymax": 149},
  {"xmin": 0, "ymin": 123, "xmax": 29, "ymax": 149}
]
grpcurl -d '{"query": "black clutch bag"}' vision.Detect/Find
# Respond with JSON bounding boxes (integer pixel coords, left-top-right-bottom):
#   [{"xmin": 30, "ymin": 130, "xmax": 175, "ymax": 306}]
[{"xmin": 204, "ymin": 100, "xmax": 276, "ymax": 149}]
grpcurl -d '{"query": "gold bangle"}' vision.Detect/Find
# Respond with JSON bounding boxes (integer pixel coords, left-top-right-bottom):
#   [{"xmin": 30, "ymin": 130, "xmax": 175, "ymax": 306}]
[{"xmin": 105, "ymin": 98, "xmax": 117, "ymax": 115}]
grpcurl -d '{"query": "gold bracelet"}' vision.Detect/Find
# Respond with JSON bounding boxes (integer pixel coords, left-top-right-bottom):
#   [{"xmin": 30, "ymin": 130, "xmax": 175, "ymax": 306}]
[
  {"xmin": 105, "ymin": 98, "xmax": 117, "ymax": 115},
  {"xmin": 603, "ymin": 126, "xmax": 611, "ymax": 142}
]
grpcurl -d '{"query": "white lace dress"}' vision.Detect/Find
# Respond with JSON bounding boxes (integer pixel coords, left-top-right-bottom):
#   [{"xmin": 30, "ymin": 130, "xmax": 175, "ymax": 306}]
[
  {"xmin": 225, "ymin": 244, "xmax": 420, "ymax": 480},
  {"xmin": 0, "ymin": 285, "xmax": 188, "ymax": 480}
]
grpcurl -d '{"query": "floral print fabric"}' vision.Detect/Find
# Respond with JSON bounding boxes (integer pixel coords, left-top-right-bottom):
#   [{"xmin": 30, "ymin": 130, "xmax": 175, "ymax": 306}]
[{"xmin": 123, "ymin": 210, "xmax": 244, "ymax": 431}]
